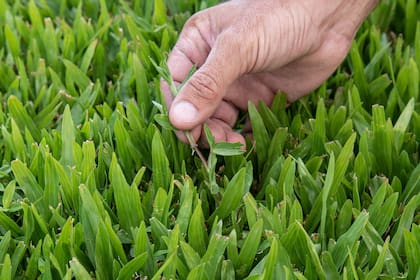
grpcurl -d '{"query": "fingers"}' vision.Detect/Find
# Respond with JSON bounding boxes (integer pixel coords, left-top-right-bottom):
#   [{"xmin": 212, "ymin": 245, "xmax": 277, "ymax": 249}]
[
  {"xmin": 223, "ymin": 74, "xmax": 276, "ymax": 110},
  {"xmin": 203, "ymin": 119, "xmax": 246, "ymax": 148},
  {"xmin": 169, "ymin": 28, "xmax": 244, "ymax": 131},
  {"xmin": 174, "ymin": 100, "xmax": 240, "ymax": 143},
  {"xmin": 162, "ymin": 15, "xmax": 212, "ymax": 109}
]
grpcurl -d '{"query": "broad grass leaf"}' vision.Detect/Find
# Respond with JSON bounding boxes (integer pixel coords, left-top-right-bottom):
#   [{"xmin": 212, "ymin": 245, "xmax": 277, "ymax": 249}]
[
  {"xmin": 63, "ymin": 59, "xmax": 91, "ymax": 91},
  {"xmin": 132, "ymin": 53, "xmax": 151, "ymax": 117},
  {"xmin": 257, "ymin": 100, "xmax": 281, "ymax": 135},
  {"xmin": 27, "ymin": 0, "xmax": 43, "ymax": 31},
  {"xmin": 320, "ymin": 252, "xmax": 339, "ymax": 280},
  {"xmin": 11, "ymin": 160, "xmax": 43, "ymax": 203},
  {"xmin": 329, "ymin": 106, "xmax": 347, "ymax": 139},
  {"xmin": 45, "ymin": 154, "xmax": 75, "ymax": 212},
  {"xmin": 29, "ymin": 203, "xmax": 49, "ymax": 236},
  {"xmin": 153, "ymin": 0, "xmax": 167, "ymax": 25},
  {"xmin": 349, "ymin": 43, "xmax": 368, "ymax": 97},
  {"xmin": 281, "ymin": 221, "xmax": 325, "ymax": 279},
  {"xmin": 116, "ymin": 253, "xmax": 147, "ymax": 280},
  {"xmin": 201, "ymin": 233, "xmax": 228, "ymax": 280},
  {"xmin": 365, "ymin": 239, "xmax": 390, "ymax": 280},
  {"xmin": 53, "ymin": 218, "xmax": 74, "ymax": 273},
  {"xmin": 95, "ymin": 223, "xmax": 113, "ymax": 280},
  {"xmin": 79, "ymin": 185, "xmax": 103, "ymax": 264},
  {"xmin": 114, "ymin": 116, "xmax": 135, "ymax": 176},
  {"xmin": 416, "ymin": 22, "xmax": 420, "ymax": 69},
  {"xmin": 33, "ymin": 90, "xmax": 62, "ymax": 129},
  {"xmin": 4, "ymin": 25, "xmax": 20, "ymax": 60},
  {"xmin": 336, "ymin": 200, "xmax": 353, "ymax": 237},
  {"xmin": 321, "ymin": 153, "xmax": 335, "ymax": 250},
  {"xmin": 10, "ymin": 241, "xmax": 25, "ymax": 279},
  {"xmin": 221, "ymin": 260, "xmax": 235, "ymax": 280},
  {"xmin": 60, "ymin": 105, "xmax": 75, "ymax": 167},
  {"xmin": 110, "ymin": 154, "xmax": 144, "ymax": 234},
  {"xmin": 248, "ymin": 102, "xmax": 270, "ymax": 169},
  {"xmin": 80, "ymin": 39, "xmax": 98, "ymax": 74},
  {"xmin": 25, "ymin": 241, "xmax": 42, "ymax": 280},
  {"xmin": 7, "ymin": 96, "xmax": 41, "ymax": 140},
  {"xmin": 296, "ymin": 158, "xmax": 321, "ymax": 212},
  {"xmin": 368, "ymin": 74, "xmax": 392, "ymax": 99},
  {"xmin": 370, "ymin": 191, "xmax": 398, "ymax": 236},
  {"xmin": 227, "ymin": 230, "xmax": 239, "ymax": 268},
  {"xmin": 394, "ymin": 98, "xmax": 415, "ymax": 152},
  {"xmin": 354, "ymin": 153, "xmax": 368, "ymax": 193},
  {"xmin": 0, "ymin": 231, "xmax": 11, "ymax": 263},
  {"xmin": 238, "ymin": 219, "xmax": 264, "ymax": 277},
  {"xmin": 289, "ymin": 200, "xmax": 303, "ymax": 225},
  {"xmin": 214, "ymin": 167, "xmax": 248, "ymax": 220},
  {"xmin": 188, "ymin": 201, "xmax": 208, "ymax": 256},
  {"xmin": 311, "ymin": 98, "xmax": 327, "ymax": 155},
  {"xmin": 2, "ymin": 181, "xmax": 16, "ymax": 210},
  {"xmin": 162, "ymin": 225, "xmax": 180, "ymax": 279},
  {"xmin": 243, "ymin": 193, "xmax": 258, "ymax": 228},
  {"xmin": 150, "ymin": 217, "xmax": 169, "ymax": 250},
  {"xmin": 177, "ymin": 177, "xmax": 194, "ymax": 235},
  {"xmin": 151, "ymin": 251, "xmax": 177, "ymax": 280},
  {"xmin": 186, "ymin": 264, "xmax": 207, "ymax": 280},
  {"xmin": 364, "ymin": 42, "xmax": 391, "ymax": 81},
  {"xmin": 154, "ymin": 114, "xmax": 174, "ymax": 130},
  {"xmin": 0, "ymin": 254, "xmax": 11, "ymax": 280},
  {"xmin": 404, "ymin": 0, "xmax": 417, "ymax": 43},
  {"xmin": 262, "ymin": 238, "xmax": 278, "ymax": 280},
  {"xmin": 134, "ymin": 222, "xmax": 156, "ymax": 275},
  {"xmin": 213, "ymin": 142, "xmax": 245, "ymax": 156},
  {"xmin": 407, "ymin": 59, "xmax": 419, "ymax": 100},
  {"xmin": 153, "ymin": 188, "xmax": 167, "ymax": 224},
  {"xmin": 152, "ymin": 130, "xmax": 172, "ymax": 191},
  {"xmin": 277, "ymin": 156, "xmax": 296, "ymax": 204},
  {"xmin": 331, "ymin": 211, "xmax": 369, "ymax": 269},
  {"xmin": 266, "ymin": 127, "xmax": 288, "ymax": 168},
  {"xmin": 391, "ymin": 194, "xmax": 420, "ymax": 253},
  {"xmin": 404, "ymin": 229, "xmax": 420, "ymax": 279},
  {"xmin": 180, "ymin": 241, "xmax": 201, "ymax": 271},
  {"xmin": 162, "ymin": 182, "xmax": 175, "ymax": 227},
  {"xmin": 361, "ymin": 220, "xmax": 402, "ymax": 275},
  {"xmin": 401, "ymin": 161, "xmax": 420, "ymax": 203},
  {"xmin": 11, "ymin": 119, "xmax": 27, "ymax": 162},
  {"xmin": 331, "ymin": 133, "xmax": 356, "ymax": 196},
  {"xmin": 44, "ymin": 154, "xmax": 60, "ymax": 209},
  {"xmin": 70, "ymin": 258, "xmax": 92, "ymax": 280}
]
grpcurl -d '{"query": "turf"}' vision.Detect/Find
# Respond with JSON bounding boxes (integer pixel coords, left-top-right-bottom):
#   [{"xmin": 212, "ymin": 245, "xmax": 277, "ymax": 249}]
[{"xmin": 0, "ymin": 0, "xmax": 419, "ymax": 279}]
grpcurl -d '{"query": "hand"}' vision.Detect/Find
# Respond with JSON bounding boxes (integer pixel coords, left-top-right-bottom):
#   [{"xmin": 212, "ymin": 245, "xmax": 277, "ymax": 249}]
[{"xmin": 161, "ymin": 0, "xmax": 378, "ymax": 146}]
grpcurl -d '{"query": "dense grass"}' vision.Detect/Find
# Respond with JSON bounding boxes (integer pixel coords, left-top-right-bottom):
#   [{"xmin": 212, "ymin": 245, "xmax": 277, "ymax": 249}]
[{"xmin": 0, "ymin": 0, "xmax": 419, "ymax": 279}]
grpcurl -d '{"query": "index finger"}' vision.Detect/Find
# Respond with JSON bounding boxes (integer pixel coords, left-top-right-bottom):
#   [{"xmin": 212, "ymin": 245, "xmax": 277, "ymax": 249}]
[{"xmin": 162, "ymin": 15, "xmax": 213, "ymax": 107}]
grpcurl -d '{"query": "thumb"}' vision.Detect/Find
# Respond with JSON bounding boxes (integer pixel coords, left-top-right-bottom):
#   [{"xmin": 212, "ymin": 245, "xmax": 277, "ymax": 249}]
[{"xmin": 169, "ymin": 31, "xmax": 244, "ymax": 130}]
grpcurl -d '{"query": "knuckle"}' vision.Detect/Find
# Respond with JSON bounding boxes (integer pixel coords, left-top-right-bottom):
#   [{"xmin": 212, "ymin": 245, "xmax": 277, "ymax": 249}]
[
  {"xmin": 184, "ymin": 11, "xmax": 209, "ymax": 31},
  {"xmin": 188, "ymin": 71, "xmax": 222, "ymax": 103}
]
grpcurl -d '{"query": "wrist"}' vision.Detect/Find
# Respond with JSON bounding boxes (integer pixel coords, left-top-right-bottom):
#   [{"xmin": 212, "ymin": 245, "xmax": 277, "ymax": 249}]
[{"xmin": 309, "ymin": 0, "xmax": 379, "ymax": 40}]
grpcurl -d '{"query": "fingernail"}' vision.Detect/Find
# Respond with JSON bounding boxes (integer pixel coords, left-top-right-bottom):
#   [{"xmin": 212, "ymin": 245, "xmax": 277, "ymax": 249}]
[{"xmin": 171, "ymin": 101, "xmax": 198, "ymax": 124}]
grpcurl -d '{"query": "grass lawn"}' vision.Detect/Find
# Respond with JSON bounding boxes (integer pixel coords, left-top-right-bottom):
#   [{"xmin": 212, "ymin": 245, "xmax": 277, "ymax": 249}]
[{"xmin": 0, "ymin": 0, "xmax": 419, "ymax": 279}]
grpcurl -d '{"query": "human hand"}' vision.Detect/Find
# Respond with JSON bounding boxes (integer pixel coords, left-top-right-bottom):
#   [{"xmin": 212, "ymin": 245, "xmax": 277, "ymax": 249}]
[{"xmin": 161, "ymin": 0, "xmax": 378, "ymax": 146}]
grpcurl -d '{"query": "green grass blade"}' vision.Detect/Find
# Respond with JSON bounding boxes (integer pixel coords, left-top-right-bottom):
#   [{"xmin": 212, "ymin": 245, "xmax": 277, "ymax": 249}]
[
  {"xmin": 213, "ymin": 167, "xmax": 248, "ymax": 220},
  {"xmin": 238, "ymin": 219, "xmax": 264, "ymax": 277},
  {"xmin": 0, "ymin": 254, "xmax": 11, "ymax": 280},
  {"xmin": 249, "ymin": 102, "xmax": 270, "ymax": 169},
  {"xmin": 331, "ymin": 211, "xmax": 369, "ymax": 269},
  {"xmin": 95, "ymin": 223, "xmax": 113, "ymax": 280},
  {"xmin": 116, "ymin": 253, "xmax": 147, "ymax": 280},
  {"xmin": 110, "ymin": 154, "xmax": 144, "ymax": 234},
  {"xmin": 152, "ymin": 130, "xmax": 172, "ymax": 191}
]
